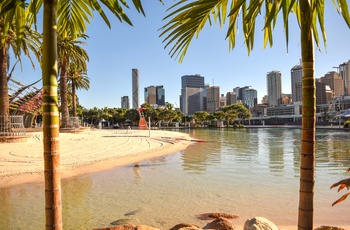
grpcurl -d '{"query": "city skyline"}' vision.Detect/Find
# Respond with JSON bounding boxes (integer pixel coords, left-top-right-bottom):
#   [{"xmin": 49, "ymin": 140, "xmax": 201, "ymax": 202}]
[{"xmin": 11, "ymin": 1, "xmax": 350, "ymax": 109}]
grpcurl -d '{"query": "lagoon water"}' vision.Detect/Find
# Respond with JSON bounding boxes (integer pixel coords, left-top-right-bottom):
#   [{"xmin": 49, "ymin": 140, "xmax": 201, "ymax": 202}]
[{"xmin": 1, "ymin": 128, "xmax": 350, "ymax": 229}]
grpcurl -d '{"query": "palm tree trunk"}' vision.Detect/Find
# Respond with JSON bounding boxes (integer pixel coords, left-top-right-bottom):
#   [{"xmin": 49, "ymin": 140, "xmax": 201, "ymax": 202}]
[
  {"xmin": 0, "ymin": 46, "xmax": 9, "ymax": 116},
  {"xmin": 298, "ymin": 1, "xmax": 315, "ymax": 229},
  {"xmin": 72, "ymin": 80, "xmax": 77, "ymax": 117},
  {"xmin": 42, "ymin": 0, "xmax": 62, "ymax": 229},
  {"xmin": 0, "ymin": 44, "xmax": 10, "ymax": 133},
  {"xmin": 60, "ymin": 58, "xmax": 69, "ymax": 128}
]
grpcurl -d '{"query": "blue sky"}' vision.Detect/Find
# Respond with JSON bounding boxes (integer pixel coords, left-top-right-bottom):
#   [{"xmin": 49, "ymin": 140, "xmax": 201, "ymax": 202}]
[{"xmin": 14, "ymin": 1, "xmax": 350, "ymax": 109}]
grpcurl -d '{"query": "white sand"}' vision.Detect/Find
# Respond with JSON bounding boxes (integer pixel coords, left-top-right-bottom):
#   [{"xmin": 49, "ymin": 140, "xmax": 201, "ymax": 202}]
[{"xmin": 0, "ymin": 128, "xmax": 194, "ymax": 188}]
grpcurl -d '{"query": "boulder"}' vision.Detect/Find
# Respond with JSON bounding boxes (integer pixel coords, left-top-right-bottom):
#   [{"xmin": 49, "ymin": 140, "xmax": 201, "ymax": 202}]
[
  {"xmin": 198, "ymin": 212, "xmax": 239, "ymax": 220},
  {"xmin": 94, "ymin": 224, "xmax": 159, "ymax": 230},
  {"xmin": 170, "ymin": 223, "xmax": 200, "ymax": 230},
  {"xmin": 314, "ymin": 226, "xmax": 346, "ymax": 230},
  {"xmin": 203, "ymin": 217, "xmax": 236, "ymax": 230},
  {"xmin": 243, "ymin": 217, "xmax": 278, "ymax": 230},
  {"xmin": 136, "ymin": 225, "xmax": 160, "ymax": 230},
  {"xmin": 93, "ymin": 224, "xmax": 137, "ymax": 230}
]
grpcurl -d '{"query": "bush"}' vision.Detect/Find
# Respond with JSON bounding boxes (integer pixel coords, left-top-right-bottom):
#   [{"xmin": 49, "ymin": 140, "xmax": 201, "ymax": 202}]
[{"xmin": 344, "ymin": 120, "xmax": 350, "ymax": 128}]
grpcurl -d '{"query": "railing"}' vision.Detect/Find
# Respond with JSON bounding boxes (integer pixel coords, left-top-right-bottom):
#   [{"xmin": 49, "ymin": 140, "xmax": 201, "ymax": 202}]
[
  {"xmin": 0, "ymin": 115, "xmax": 26, "ymax": 136},
  {"xmin": 61, "ymin": 117, "xmax": 80, "ymax": 129}
]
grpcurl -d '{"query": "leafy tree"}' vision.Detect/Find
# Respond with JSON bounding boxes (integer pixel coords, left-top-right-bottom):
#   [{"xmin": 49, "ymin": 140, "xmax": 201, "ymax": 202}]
[
  {"xmin": 174, "ymin": 109, "xmax": 184, "ymax": 123},
  {"xmin": 125, "ymin": 108, "xmax": 139, "ymax": 124},
  {"xmin": 158, "ymin": 108, "xmax": 177, "ymax": 127},
  {"xmin": 160, "ymin": 1, "xmax": 350, "ymax": 229},
  {"xmin": 113, "ymin": 108, "xmax": 127, "ymax": 124},
  {"xmin": 225, "ymin": 104, "xmax": 250, "ymax": 120},
  {"xmin": 141, "ymin": 103, "xmax": 158, "ymax": 122},
  {"xmin": 193, "ymin": 110, "xmax": 209, "ymax": 127}
]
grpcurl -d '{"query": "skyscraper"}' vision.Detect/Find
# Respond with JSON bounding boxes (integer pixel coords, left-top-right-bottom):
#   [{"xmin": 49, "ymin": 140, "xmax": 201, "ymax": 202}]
[
  {"xmin": 121, "ymin": 96, "xmax": 130, "ymax": 109},
  {"xmin": 207, "ymin": 86, "xmax": 220, "ymax": 113},
  {"xmin": 132, "ymin": 68, "xmax": 140, "ymax": 109},
  {"xmin": 180, "ymin": 74, "xmax": 205, "ymax": 115},
  {"xmin": 320, "ymin": 71, "xmax": 345, "ymax": 97},
  {"xmin": 242, "ymin": 88, "xmax": 258, "ymax": 109},
  {"xmin": 144, "ymin": 85, "xmax": 165, "ymax": 106},
  {"xmin": 267, "ymin": 71, "xmax": 282, "ymax": 107},
  {"xmin": 339, "ymin": 60, "xmax": 350, "ymax": 95},
  {"xmin": 291, "ymin": 64, "xmax": 302, "ymax": 103},
  {"xmin": 226, "ymin": 92, "xmax": 237, "ymax": 105}
]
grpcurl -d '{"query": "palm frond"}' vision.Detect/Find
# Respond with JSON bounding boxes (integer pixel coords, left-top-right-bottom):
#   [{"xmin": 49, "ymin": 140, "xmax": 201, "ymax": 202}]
[{"xmin": 161, "ymin": 0, "xmax": 228, "ymax": 63}]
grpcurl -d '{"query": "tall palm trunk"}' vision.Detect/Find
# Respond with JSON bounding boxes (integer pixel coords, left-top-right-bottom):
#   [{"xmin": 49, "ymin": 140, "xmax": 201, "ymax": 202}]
[
  {"xmin": 298, "ymin": 1, "xmax": 315, "ymax": 229},
  {"xmin": 0, "ymin": 44, "xmax": 10, "ymax": 133},
  {"xmin": 0, "ymin": 45, "xmax": 9, "ymax": 116},
  {"xmin": 59, "ymin": 58, "xmax": 69, "ymax": 128},
  {"xmin": 42, "ymin": 0, "xmax": 62, "ymax": 229},
  {"xmin": 72, "ymin": 80, "xmax": 77, "ymax": 117}
]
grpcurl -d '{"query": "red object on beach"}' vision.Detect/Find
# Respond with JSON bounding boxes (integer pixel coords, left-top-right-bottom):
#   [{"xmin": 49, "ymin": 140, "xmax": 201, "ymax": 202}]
[{"xmin": 138, "ymin": 107, "xmax": 148, "ymax": 130}]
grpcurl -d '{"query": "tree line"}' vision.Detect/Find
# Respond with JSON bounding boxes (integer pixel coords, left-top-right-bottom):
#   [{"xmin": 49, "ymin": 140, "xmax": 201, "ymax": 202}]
[{"xmin": 80, "ymin": 103, "xmax": 251, "ymax": 128}]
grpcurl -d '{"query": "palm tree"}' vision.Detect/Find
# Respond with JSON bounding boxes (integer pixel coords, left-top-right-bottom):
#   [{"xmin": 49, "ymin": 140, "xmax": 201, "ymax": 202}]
[
  {"xmin": 0, "ymin": 14, "xmax": 41, "ymax": 132},
  {"xmin": 159, "ymin": 1, "xmax": 350, "ymax": 229},
  {"xmin": 67, "ymin": 63, "xmax": 90, "ymax": 117},
  {"xmin": 57, "ymin": 33, "xmax": 88, "ymax": 128},
  {"xmin": 2, "ymin": 0, "xmax": 160, "ymax": 229}
]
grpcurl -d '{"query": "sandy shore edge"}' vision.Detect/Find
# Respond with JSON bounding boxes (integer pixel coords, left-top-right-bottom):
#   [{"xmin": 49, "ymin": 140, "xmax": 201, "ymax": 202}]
[{"xmin": 0, "ymin": 129, "xmax": 194, "ymax": 188}]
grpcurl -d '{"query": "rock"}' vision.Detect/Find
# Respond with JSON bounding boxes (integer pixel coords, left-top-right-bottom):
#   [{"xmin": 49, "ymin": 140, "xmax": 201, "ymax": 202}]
[
  {"xmin": 110, "ymin": 219, "xmax": 134, "ymax": 225},
  {"xmin": 136, "ymin": 225, "xmax": 160, "ymax": 230},
  {"xmin": 93, "ymin": 224, "xmax": 137, "ymax": 230},
  {"xmin": 198, "ymin": 212, "xmax": 239, "ymax": 220},
  {"xmin": 243, "ymin": 217, "xmax": 278, "ymax": 230},
  {"xmin": 124, "ymin": 208, "xmax": 143, "ymax": 217},
  {"xmin": 203, "ymin": 217, "xmax": 236, "ymax": 230},
  {"xmin": 169, "ymin": 223, "xmax": 201, "ymax": 230},
  {"xmin": 314, "ymin": 226, "xmax": 346, "ymax": 230},
  {"xmin": 94, "ymin": 224, "xmax": 159, "ymax": 230},
  {"xmin": 177, "ymin": 228, "xmax": 201, "ymax": 230}
]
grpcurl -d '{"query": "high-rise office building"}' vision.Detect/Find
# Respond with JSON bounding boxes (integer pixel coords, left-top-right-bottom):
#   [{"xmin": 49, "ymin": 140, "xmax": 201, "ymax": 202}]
[
  {"xmin": 233, "ymin": 87, "xmax": 240, "ymax": 100},
  {"xmin": 121, "ymin": 96, "xmax": 130, "ymax": 109},
  {"xmin": 180, "ymin": 74, "xmax": 206, "ymax": 115},
  {"xmin": 207, "ymin": 86, "xmax": 220, "ymax": 113},
  {"xmin": 219, "ymin": 94, "xmax": 226, "ymax": 108},
  {"xmin": 226, "ymin": 92, "xmax": 237, "ymax": 105},
  {"xmin": 291, "ymin": 64, "xmax": 302, "ymax": 103},
  {"xmin": 320, "ymin": 71, "xmax": 345, "ymax": 97},
  {"xmin": 242, "ymin": 88, "xmax": 258, "ymax": 109},
  {"xmin": 267, "ymin": 71, "xmax": 282, "ymax": 107},
  {"xmin": 144, "ymin": 85, "xmax": 165, "ymax": 106},
  {"xmin": 315, "ymin": 81, "xmax": 327, "ymax": 105},
  {"xmin": 132, "ymin": 68, "xmax": 140, "ymax": 109},
  {"xmin": 339, "ymin": 60, "xmax": 350, "ymax": 95},
  {"xmin": 295, "ymin": 82, "xmax": 302, "ymax": 103}
]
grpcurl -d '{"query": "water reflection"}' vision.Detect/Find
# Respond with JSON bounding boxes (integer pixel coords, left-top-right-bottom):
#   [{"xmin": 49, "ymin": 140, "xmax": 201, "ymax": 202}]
[
  {"xmin": 0, "ymin": 183, "xmax": 44, "ymax": 229},
  {"xmin": 181, "ymin": 129, "xmax": 222, "ymax": 174},
  {"xmin": 1, "ymin": 128, "xmax": 349, "ymax": 229},
  {"xmin": 62, "ymin": 176, "xmax": 93, "ymax": 229}
]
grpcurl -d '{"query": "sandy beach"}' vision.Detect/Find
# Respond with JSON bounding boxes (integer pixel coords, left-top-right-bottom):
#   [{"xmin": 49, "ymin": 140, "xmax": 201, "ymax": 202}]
[{"xmin": 0, "ymin": 128, "xmax": 194, "ymax": 188}]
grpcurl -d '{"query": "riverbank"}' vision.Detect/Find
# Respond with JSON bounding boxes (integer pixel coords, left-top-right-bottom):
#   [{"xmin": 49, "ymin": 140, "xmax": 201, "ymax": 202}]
[{"xmin": 0, "ymin": 128, "xmax": 195, "ymax": 188}]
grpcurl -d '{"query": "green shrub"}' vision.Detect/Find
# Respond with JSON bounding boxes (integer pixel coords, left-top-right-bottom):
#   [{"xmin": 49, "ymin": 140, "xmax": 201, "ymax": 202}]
[{"xmin": 344, "ymin": 120, "xmax": 350, "ymax": 128}]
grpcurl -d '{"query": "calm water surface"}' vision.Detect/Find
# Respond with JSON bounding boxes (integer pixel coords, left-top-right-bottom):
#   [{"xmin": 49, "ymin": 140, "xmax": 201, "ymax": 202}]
[{"xmin": 1, "ymin": 128, "xmax": 350, "ymax": 229}]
